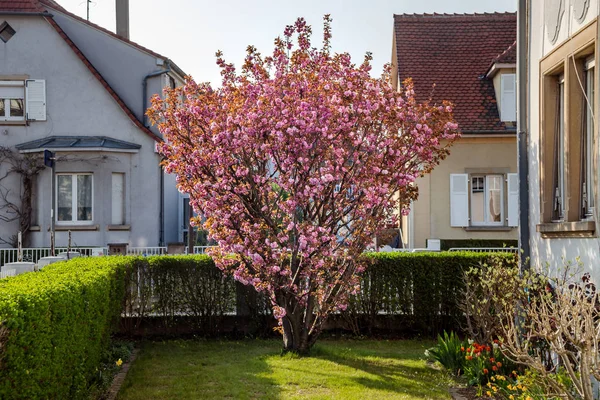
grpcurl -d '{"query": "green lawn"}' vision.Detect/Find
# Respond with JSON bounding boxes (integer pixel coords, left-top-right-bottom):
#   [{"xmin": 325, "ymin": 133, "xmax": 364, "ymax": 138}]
[{"xmin": 117, "ymin": 339, "xmax": 456, "ymax": 400}]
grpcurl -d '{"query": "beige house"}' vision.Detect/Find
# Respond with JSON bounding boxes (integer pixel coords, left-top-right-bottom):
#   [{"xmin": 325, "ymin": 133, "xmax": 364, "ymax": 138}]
[{"xmin": 392, "ymin": 13, "xmax": 519, "ymax": 249}]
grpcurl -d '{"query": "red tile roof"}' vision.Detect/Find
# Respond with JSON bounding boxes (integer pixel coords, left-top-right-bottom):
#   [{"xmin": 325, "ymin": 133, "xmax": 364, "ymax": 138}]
[
  {"xmin": 0, "ymin": 0, "xmax": 46, "ymax": 13},
  {"xmin": 492, "ymin": 40, "xmax": 517, "ymax": 65},
  {"xmin": 394, "ymin": 13, "xmax": 517, "ymax": 133}
]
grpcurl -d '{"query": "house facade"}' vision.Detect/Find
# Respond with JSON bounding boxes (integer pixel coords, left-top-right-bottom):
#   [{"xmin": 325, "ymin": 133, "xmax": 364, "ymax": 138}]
[
  {"xmin": 392, "ymin": 13, "xmax": 519, "ymax": 249},
  {"xmin": 0, "ymin": 0, "xmax": 185, "ymax": 248},
  {"xmin": 524, "ymin": 0, "xmax": 599, "ymax": 276}
]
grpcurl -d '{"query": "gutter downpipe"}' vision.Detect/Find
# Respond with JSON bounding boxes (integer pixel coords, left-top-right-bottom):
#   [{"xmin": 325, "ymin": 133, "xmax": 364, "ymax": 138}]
[
  {"xmin": 517, "ymin": 0, "xmax": 531, "ymax": 272},
  {"xmin": 143, "ymin": 64, "xmax": 171, "ymax": 246}
]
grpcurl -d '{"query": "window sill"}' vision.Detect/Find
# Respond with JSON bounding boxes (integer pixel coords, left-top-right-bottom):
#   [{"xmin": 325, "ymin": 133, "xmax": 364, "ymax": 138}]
[
  {"xmin": 0, "ymin": 120, "xmax": 26, "ymax": 126},
  {"xmin": 536, "ymin": 221, "xmax": 596, "ymax": 238},
  {"xmin": 29, "ymin": 225, "xmax": 41, "ymax": 232},
  {"xmin": 53, "ymin": 224, "xmax": 99, "ymax": 232},
  {"xmin": 107, "ymin": 224, "xmax": 130, "ymax": 231},
  {"xmin": 464, "ymin": 226, "xmax": 515, "ymax": 232}
]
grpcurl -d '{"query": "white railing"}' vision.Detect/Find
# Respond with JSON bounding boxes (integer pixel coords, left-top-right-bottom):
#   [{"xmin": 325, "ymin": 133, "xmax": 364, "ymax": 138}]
[
  {"xmin": 448, "ymin": 247, "xmax": 519, "ymax": 254},
  {"xmin": 190, "ymin": 246, "xmax": 215, "ymax": 254},
  {"xmin": 0, "ymin": 245, "xmax": 219, "ymax": 266},
  {"xmin": 127, "ymin": 247, "xmax": 167, "ymax": 256},
  {"xmin": 0, "ymin": 247, "xmax": 106, "ymax": 267}
]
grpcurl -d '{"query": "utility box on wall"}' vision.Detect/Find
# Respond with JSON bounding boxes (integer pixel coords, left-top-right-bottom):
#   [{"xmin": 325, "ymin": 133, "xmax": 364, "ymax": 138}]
[{"xmin": 108, "ymin": 243, "xmax": 128, "ymax": 255}]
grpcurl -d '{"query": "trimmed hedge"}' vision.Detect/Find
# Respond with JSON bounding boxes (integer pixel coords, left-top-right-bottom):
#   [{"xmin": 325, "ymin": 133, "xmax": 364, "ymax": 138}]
[
  {"xmin": 121, "ymin": 255, "xmax": 271, "ymax": 336},
  {"xmin": 0, "ymin": 257, "xmax": 131, "ymax": 400},
  {"xmin": 342, "ymin": 251, "xmax": 517, "ymax": 335}
]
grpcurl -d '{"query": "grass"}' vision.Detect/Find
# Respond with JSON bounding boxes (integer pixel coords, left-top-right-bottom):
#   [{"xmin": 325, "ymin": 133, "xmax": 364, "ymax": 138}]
[{"xmin": 117, "ymin": 338, "xmax": 456, "ymax": 400}]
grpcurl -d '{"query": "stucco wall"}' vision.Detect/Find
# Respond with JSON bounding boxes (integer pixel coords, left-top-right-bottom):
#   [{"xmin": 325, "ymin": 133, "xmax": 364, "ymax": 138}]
[
  {"xmin": 0, "ymin": 15, "xmax": 161, "ymax": 247},
  {"xmin": 528, "ymin": 0, "xmax": 600, "ymax": 279},
  {"xmin": 410, "ymin": 136, "xmax": 518, "ymax": 248}
]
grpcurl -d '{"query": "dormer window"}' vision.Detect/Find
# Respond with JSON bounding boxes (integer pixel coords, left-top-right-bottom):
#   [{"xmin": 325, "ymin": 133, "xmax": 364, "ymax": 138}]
[{"xmin": 500, "ymin": 73, "xmax": 516, "ymax": 122}]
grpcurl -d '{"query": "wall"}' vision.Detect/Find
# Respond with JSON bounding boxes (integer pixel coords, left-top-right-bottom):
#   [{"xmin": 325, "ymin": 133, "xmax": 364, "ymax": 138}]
[
  {"xmin": 527, "ymin": 0, "xmax": 600, "ymax": 279},
  {"xmin": 0, "ymin": 15, "xmax": 160, "ymax": 247},
  {"xmin": 410, "ymin": 136, "xmax": 518, "ymax": 248}
]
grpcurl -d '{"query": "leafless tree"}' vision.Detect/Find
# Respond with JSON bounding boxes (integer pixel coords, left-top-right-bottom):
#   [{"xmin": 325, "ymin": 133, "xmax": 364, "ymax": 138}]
[{"xmin": 0, "ymin": 147, "xmax": 44, "ymax": 247}]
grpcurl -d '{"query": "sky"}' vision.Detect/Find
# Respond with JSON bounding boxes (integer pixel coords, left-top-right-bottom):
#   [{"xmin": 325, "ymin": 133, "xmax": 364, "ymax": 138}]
[{"xmin": 55, "ymin": 0, "xmax": 517, "ymax": 87}]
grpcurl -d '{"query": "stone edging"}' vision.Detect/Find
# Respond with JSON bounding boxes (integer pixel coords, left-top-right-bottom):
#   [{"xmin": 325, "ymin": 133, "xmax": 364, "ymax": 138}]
[{"xmin": 107, "ymin": 348, "xmax": 140, "ymax": 400}]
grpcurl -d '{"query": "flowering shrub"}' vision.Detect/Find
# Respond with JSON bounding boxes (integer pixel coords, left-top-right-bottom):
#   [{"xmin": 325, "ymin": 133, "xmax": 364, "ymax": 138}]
[
  {"xmin": 148, "ymin": 15, "xmax": 459, "ymax": 353},
  {"xmin": 463, "ymin": 259, "xmax": 600, "ymax": 399},
  {"xmin": 462, "ymin": 340, "xmax": 517, "ymax": 387}
]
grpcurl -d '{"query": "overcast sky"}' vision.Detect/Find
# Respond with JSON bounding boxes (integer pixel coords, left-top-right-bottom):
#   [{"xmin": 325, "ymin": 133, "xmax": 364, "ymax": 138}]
[{"xmin": 56, "ymin": 0, "xmax": 517, "ymax": 86}]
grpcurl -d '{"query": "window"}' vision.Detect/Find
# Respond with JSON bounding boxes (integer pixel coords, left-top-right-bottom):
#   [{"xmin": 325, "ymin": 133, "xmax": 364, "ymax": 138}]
[
  {"xmin": 0, "ymin": 22, "xmax": 15, "ymax": 43},
  {"xmin": 500, "ymin": 73, "xmax": 516, "ymax": 122},
  {"xmin": 111, "ymin": 173, "xmax": 125, "ymax": 225},
  {"xmin": 581, "ymin": 58, "xmax": 595, "ymax": 219},
  {"xmin": 471, "ymin": 175, "xmax": 504, "ymax": 226},
  {"xmin": 0, "ymin": 81, "xmax": 24, "ymax": 121},
  {"xmin": 552, "ymin": 75, "xmax": 566, "ymax": 221},
  {"xmin": 57, "ymin": 174, "xmax": 93, "ymax": 223},
  {"xmin": 450, "ymin": 173, "xmax": 518, "ymax": 228},
  {"xmin": 0, "ymin": 79, "xmax": 46, "ymax": 122},
  {"xmin": 539, "ymin": 20, "xmax": 596, "ymax": 236}
]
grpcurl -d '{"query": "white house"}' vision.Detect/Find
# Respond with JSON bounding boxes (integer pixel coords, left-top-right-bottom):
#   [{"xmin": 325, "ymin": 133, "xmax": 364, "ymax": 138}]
[
  {"xmin": 0, "ymin": 0, "xmax": 187, "ymax": 249},
  {"xmin": 522, "ymin": 0, "xmax": 600, "ymax": 278}
]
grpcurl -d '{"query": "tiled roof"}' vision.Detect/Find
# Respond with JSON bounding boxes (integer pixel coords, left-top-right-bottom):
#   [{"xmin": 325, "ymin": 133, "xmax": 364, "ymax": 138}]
[
  {"xmin": 394, "ymin": 12, "xmax": 517, "ymax": 133},
  {"xmin": 0, "ymin": 0, "xmax": 46, "ymax": 13},
  {"xmin": 492, "ymin": 40, "xmax": 517, "ymax": 65}
]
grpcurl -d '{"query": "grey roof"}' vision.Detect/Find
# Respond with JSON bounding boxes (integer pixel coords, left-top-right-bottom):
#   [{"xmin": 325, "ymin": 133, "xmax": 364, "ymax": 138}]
[{"xmin": 16, "ymin": 136, "xmax": 142, "ymax": 151}]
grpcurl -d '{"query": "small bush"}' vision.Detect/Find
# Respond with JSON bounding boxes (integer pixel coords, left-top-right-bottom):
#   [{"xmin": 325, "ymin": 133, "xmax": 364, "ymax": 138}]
[{"xmin": 426, "ymin": 331, "xmax": 466, "ymax": 376}]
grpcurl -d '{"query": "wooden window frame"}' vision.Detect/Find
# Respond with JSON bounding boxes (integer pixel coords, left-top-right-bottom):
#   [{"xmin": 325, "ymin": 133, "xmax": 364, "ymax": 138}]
[{"xmin": 538, "ymin": 19, "xmax": 598, "ymax": 238}]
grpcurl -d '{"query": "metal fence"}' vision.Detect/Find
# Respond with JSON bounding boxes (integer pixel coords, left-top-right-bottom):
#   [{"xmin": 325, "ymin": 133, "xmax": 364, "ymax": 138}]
[
  {"xmin": 0, "ymin": 246, "xmax": 218, "ymax": 267},
  {"xmin": 448, "ymin": 247, "xmax": 519, "ymax": 254},
  {"xmin": 0, "ymin": 247, "xmax": 106, "ymax": 267}
]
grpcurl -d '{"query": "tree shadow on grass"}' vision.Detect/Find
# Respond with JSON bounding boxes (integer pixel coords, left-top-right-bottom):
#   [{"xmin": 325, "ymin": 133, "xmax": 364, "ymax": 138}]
[
  {"xmin": 308, "ymin": 345, "xmax": 452, "ymax": 399},
  {"xmin": 118, "ymin": 340, "xmax": 282, "ymax": 400}
]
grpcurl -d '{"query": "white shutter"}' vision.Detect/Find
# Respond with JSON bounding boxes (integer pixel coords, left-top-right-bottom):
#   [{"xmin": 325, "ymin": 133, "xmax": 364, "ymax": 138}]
[
  {"xmin": 25, "ymin": 79, "xmax": 46, "ymax": 121},
  {"xmin": 111, "ymin": 173, "xmax": 125, "ymax": 225},
  {"xmin": 507, "ymin": 173, "xmax": 519, "ymax": 227},
  {"xmin": 500, "ymin": 74, "xmax": 516, "ymax": 122},
  {"xmin": 450, "ymin": 174, "xmax": 469, "ymax": 227}
]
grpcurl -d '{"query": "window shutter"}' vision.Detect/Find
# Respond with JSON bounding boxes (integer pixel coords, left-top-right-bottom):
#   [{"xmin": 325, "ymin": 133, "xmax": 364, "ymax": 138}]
[
  {"xmin": 450, "ymin": 174, "xmax": 469, "ymax": 227},
  {"xmin": 507, "ymin": 173, "xmax": 519, "ymax": 227},
  {"xmin": 111, "ymin": 173, "xmax": 125, "ymax": 225},
  {"xmin": 25, "ymin": 79, "xmax": 46, "ymax": 121},
  {"xmin": 500, "ymin": 74, "xmax": 516, "ymax": 122}
]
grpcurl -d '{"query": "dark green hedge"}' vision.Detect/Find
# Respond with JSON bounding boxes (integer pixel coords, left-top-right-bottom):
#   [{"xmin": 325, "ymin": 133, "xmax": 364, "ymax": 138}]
[
  {"xmin": 342, "ymin": 251, "xmax": 517, "ymax": 335},
  {"xmin": 121, "ymin": 255, "xmax": 271, "ymax": 336},
  {"xmin": 0, "ymin": 257, "xmax": 132, "ymax": 400}
]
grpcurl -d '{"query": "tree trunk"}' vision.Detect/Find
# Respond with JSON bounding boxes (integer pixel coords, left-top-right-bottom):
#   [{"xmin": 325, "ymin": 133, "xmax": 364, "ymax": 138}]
[{"xmin": 280, "ymin": 303, "xmax": 319, "ymax": 355}]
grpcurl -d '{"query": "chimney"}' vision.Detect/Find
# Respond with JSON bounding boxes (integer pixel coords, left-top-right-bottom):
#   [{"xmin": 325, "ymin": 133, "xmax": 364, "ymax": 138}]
[{"xmin": 116, "ymin": 0, "xmax": 129, "ymax": 40}]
